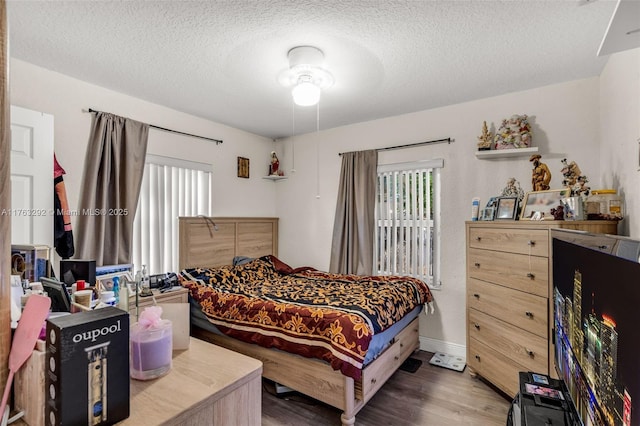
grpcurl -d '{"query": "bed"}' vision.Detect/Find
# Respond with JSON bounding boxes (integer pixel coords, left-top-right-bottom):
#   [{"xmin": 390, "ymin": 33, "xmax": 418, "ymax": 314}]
[{"xmin": 178, "ymin": 216, "xmax": 434, "ymax": 425}]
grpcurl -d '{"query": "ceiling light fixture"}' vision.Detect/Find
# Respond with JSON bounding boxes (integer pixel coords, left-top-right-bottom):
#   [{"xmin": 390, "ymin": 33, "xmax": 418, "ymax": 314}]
[{"xmin": 279, "ymin": 46, "xmax": 333, "ymax": 107}]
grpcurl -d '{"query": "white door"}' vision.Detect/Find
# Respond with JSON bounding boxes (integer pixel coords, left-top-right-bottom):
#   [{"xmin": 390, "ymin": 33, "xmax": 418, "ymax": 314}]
[{"xmin": 10, "ymin": 105, "xmax": 54, "ymax": 247}]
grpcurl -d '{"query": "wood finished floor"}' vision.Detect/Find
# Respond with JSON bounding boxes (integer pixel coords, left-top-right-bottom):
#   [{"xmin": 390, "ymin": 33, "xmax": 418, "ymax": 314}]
[{"xmin": 261, "ymin": 350, "xmax": 511, "ymax": 426}]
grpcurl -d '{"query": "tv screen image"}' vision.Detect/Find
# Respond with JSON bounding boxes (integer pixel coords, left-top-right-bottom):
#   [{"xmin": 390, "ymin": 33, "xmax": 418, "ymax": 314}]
[{"xmin": 552, "ymin": 232, "xmax": 640, "ymax": 426}]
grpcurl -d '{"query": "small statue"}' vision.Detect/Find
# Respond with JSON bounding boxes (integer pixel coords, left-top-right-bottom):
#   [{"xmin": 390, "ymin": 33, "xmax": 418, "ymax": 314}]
[
  {"xmin": 560, "ymin": 158, "xmax": 590, "ymax": 200},
  {"xmin": 494, "ymin": 114, "xmax": 532, "ymax": 150},
  {"xmin": 551, "ymin": 205, "xmax": 565, "ymax": 221},
  {"xmin": 530, "ymin": 154, "xmax": 551, "ymax": 191},
  {"xmin": 269, "ymin": 151, "xmax": 280, "ymax": 176},
  {"xmin": 501, "ymin": 177, "xmax": 525, "ymax": 203},
  {"xmin": 560, "ymin": 158, "xmax": 582, "ymax": 187},
  {"xmin": 477, "ymin": 121, "xmax": 493, "ymax": 151},
  {"xmin": 572, "ymin": 175, "xmax": 590, "ymax": 199}
]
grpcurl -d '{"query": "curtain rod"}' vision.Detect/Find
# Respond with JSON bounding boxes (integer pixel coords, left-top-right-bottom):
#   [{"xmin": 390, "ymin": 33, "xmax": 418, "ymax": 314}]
[
  {"xmin": 85, "ymin": 108, "xmax": 223, "ymax": 145},
  {"xmin": 338, "ymin": 137, "xmax": 452, "ymax": 156}
]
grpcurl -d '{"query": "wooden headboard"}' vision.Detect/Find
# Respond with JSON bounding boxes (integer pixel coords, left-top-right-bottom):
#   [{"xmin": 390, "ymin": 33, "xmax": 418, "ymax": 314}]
[{"xmin": 178, "ymin": 217, "xmax": 278, "ymax": 270}]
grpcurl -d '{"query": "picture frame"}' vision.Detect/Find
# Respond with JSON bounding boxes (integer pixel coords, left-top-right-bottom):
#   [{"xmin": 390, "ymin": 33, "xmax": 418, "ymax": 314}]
[
  {"xmin": 479, "ymin": 206, "xmax": 495, "ymax": 221},
  {"xmin": 520, "ymin": 189, "xmax": 570, "ymax": 220},
  {"xmin": 96, "ymin": 271, "xmax": 134, "ymax": 292},
  {"xmin": 237, "ymin": 156, "xmax": 250, "ymax": 178},
  {"xmin": 495, "ymin": 196, "xmax": 518, "ymax": 220}
]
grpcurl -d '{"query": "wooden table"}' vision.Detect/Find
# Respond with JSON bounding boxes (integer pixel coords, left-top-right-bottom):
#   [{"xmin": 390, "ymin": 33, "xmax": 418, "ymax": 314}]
[{"xmin": 119, "ymin": 337, "xmax": 262, "ymax": 425}]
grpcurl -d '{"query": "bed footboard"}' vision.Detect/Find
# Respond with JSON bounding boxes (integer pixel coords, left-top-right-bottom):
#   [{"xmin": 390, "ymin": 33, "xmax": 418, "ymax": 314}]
[{"xmin": 192, "ymin": 317, "xmax": 420, "ymax": 425}]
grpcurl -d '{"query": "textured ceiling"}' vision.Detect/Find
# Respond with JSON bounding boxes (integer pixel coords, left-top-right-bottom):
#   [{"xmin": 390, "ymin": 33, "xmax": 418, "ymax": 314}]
[{"xmin": 6, "ymin": 0, "xmax": 620, "ymax": 139}]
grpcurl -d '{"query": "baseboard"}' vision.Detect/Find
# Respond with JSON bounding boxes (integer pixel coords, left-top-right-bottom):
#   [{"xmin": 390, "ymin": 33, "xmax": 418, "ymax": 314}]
[{"xmin": 419, "ymin": 336, "xmax": 466, "ymax": 357}]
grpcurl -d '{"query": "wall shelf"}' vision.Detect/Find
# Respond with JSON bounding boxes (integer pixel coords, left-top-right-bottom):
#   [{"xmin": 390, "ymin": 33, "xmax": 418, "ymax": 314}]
[
  {"xmin": 262, "ymin": 175, "xmax": 288, "ymax": 181},
  {"xmin": 475, "ymin": 146, "xmax": 538, "ymax": 159}
]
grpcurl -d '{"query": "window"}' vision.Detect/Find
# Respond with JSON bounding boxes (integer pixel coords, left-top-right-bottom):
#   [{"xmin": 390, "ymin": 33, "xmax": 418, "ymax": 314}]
[
  {"xmin": 375, "ymin": 159, "xmax": 442, "ymax": 287},
  {"xmin": 133, "ymin": 155, "xmax": 212, "ymax": 275}
]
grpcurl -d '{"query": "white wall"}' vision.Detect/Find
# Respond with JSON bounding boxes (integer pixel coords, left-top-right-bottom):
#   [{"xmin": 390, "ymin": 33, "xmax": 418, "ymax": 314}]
[
  {"xmin": 275, "ymin": 77, "xmax": 603, "ymax": 351},
  {"xmin": 9, "ymin": 59, "xmax": 277, "ymax": 225},
  {"xmin": 599, "ymin": 48, "xmax": 640, "ymax": 238},
  {"xmin": 11, "ymin": 47, "xmax": 637, "ymax": 354}
]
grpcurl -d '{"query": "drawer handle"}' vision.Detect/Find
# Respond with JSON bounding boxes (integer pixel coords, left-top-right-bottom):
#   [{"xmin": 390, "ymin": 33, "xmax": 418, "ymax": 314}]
[
  {"xmin": 475, "ymin": 236, "xmax": 481, "ymax": 241},
  {"xmin": 371, "ymin": 378, "xmax": 377, "ymax": 384},
  {"xmin": 394, "ymin": 356, "xmax": 400, "ymax": 361},
  {"xmin": 525, "ymin": 349, "xmax": 535, "ymax": 357},
  {"xmin": 473, "ymin": 323, "xmax": 480, "ymax": 330},
  {"xmin": 474, "ymin": 262, "xmax": 480, "ymax": 268},
  {"xmin": 598, "ymin": 245, "xmax": 608, "ymax": 250},
  {"xmin": 525, "ymin": 311, "xmax": 534, "ymax": 318},
  {"xmin": 528, "ymin": 240, "xmax": 536, "ymax": 246},
  {"xmin": 475, "ymin": 355, "xmax": 480, "ymax": 361},
  {"xmin": 400, "ymin": 343, "xmax": 404, "ymax": 348},
  {"xmin": 473, "ymin": 293, "xmax": 480, "ymax": 299},
  {"xmin": 526, "ymin": 272, "xmax": 535, "ymax": 279}
]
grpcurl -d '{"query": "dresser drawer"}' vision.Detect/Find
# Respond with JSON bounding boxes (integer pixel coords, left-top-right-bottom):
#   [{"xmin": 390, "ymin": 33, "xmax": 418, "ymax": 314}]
[
  {"xmin": 361, "ymin": 318, "xmax": 419, "ymax": 402},
  {"xmin": 469, "ymin": 227, "xmax": 548, "ymax": 256},
  {"xmin": 468, "ymin": 248, "xmax": 547, "ymax": 297},
  {"xmin": 467, "ymin": 278, "xmax": 547, "ymax": 338},
  {"xmin": 468, "ymin": 338, "xmax": 522, "ymax": 397},
  {"xmin": 468, "ymin": 309, "xmax": 547, "ymax": 373}
]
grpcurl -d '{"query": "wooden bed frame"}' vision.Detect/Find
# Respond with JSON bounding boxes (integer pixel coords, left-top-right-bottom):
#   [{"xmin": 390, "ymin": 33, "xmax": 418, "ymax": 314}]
[{"xmin": 179, "ymin": 216, "xmax": 421, "ymax": 425}]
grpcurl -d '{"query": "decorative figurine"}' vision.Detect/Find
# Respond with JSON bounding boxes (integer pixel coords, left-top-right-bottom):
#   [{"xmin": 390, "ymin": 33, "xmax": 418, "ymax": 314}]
[
  {"xmin": 477, "ymin": 121, "xmax": 493, "ymax": 151},
  {"xmin": 501, "ymin": 177, "xmax": 525, "ymax": 203},
  {"xmin": 494, "ymin": 114, "xmax": 532, "ymax": 150},
  {"xmin": 551, "ymin": 205, "xmax": 565, "ymax": 221},
  {"xmin": 269, "ymin": 151, "xmax": 280, "ymax": 176},
  {"xmin": 560, "ymin": 158, "xmax": 581, "ymax": 187},
  {"xmin": 530, "ymin": 154, "xmax": 551, "ymax": 191},
  {"xmin": 560, "ymin": 158, "xmax": 590, "ymax": 199}
]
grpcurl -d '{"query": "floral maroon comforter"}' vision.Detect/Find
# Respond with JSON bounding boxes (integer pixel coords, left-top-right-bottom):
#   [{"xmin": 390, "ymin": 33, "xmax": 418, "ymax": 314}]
[{"xmin": 179, "ymin": 256, "xmax": 433, "ymax": 379}]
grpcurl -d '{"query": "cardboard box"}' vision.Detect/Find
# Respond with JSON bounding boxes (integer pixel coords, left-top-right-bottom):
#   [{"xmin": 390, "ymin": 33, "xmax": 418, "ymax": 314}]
[{"xmin": 46, "ymin": 307, "xmax": 130, "ymax": 425}]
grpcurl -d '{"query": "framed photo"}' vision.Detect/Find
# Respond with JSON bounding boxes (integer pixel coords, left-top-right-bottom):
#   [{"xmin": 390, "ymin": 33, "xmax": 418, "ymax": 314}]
[
  {"xmin": 237, "ymin": 156, "xmax": 250, "ymax": 178},
  {"xmin": 495, "ymin": 197, "xmax": 518, "ymax": 220},
  {"xmin": 479, "ymin": 206, "xmax": 495, "ymax": 221},
  {"xmin": 485, "ymin": 196, "xmax": 499, "ymax": 209},
  {"xmin": 520, "ymin": 189, "xmax": 570, "ymax": 220},
  {"xmin": 96, "ymin": 271, "xmax": 133, "ymax": 292}
]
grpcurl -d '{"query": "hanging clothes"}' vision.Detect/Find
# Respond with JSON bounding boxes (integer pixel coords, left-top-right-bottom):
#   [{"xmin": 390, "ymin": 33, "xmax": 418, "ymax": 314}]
[{"xmin": 54, "ymin": 153, "xmax": 74, "ymax": 258}]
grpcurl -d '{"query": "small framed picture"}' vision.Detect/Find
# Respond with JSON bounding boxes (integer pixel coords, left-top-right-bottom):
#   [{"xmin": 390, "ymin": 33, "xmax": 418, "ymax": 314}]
[
  {"xmin": 480, "ymin": 207, "xmax": 495, "ymax": 221},
  {"xmin": 495, "ymin": 197, "xmax": 518, "ymax": 220},
  {"xmin": 520, "ymin": 189, "xmax": 571, "ymax": 220},
  {"xmin": 96, "ymin": 271, "xmax": 133, "ymax": 292},
  {"xmin": 237, "ymin": 157, "xmax": 250, "ymax": 178}
]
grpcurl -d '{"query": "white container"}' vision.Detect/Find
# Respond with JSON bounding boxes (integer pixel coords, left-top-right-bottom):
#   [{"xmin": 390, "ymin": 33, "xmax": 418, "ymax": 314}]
[{"xmin": 100, "ymin": 290, "xmax": 116, "ymax": 306}]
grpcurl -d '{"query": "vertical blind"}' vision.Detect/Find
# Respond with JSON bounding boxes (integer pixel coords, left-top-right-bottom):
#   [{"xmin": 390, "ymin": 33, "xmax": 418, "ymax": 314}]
[
  {"xmin": 133, "ymin": 155, "xmax": 212, "ymax": 275},
  {"xmin": 375, "ymin": 159, "xmax": 443, "ymax": 286}
]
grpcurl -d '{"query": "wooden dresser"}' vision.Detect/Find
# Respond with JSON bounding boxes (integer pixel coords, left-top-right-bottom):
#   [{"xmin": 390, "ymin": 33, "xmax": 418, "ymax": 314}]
[{"xmin": 465, "ymin": 220, "xmax": 617, "ymax": 397}]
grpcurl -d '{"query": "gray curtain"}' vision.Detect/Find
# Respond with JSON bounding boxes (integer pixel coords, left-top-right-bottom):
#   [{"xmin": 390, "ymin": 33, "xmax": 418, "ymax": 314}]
[
  {"xmin": 75, "ymin": 112, "xmax": 149, "ymax": 265},
  {"xmin": 329, "ymin": 150, "xmax": 378, "ymax": 275}
]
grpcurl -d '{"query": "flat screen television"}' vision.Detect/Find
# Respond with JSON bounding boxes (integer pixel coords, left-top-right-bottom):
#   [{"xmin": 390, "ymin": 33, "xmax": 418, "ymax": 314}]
[{"xmin": 552, "ymin": 229, "xmax": 640, "ymax": 426}]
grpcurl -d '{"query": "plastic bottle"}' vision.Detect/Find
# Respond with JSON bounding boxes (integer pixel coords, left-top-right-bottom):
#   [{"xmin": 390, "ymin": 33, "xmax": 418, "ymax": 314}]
[
  {"xmin": 113, "ymin": 276, "xmax": 120, "ymax": 306},
  {"xmin": 471, "ymin": 197, "xmax": 480, "ymax": 221},
  {"xmin": 142, "ymin": 265, "xmax": 150, "ymax": 291}
]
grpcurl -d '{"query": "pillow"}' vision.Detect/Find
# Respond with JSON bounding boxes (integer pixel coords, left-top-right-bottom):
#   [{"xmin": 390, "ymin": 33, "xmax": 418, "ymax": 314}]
[{"xmin": 232, "ymin": 256, "xmax": 254, "ymax": 266}]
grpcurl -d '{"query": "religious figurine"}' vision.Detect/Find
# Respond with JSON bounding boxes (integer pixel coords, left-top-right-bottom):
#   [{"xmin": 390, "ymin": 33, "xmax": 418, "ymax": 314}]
[
  {"xmin": 501, "ymin": 177, "xmax": 525, "ymax": 203},
  {"xmin": 477, "ymin": 121, "xmax": 493, "ymax": 151},
  {"xmin": 269, "ymin": 151, "xmax": 280, "ymax": 176},
  {"xmin": 494, "ymin": 114, "xmax": 532, "ymax": 150},
  {"xmin": 530, "ymin": 154, "xmax": 551, "ymax": 191}
]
